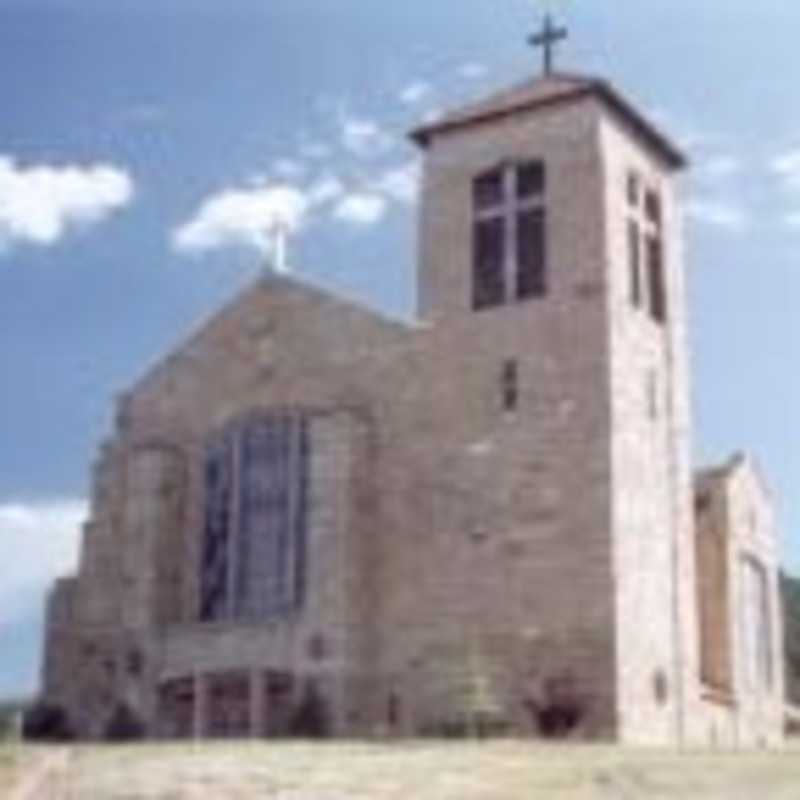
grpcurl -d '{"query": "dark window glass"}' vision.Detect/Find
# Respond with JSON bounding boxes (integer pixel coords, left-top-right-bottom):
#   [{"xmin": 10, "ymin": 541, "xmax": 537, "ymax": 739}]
[
  {"xmin": 237, "ymin": 419, "xmax": 285, "ymax": 620},
  {"xmin": 236, "ymin": 415, "xmax": 310, "ymax": 620},
  {"xmin": 201, "ymin": 414, "xmax": 310, "ymax": 623},
  {"xmin": 628, "ymin": 219, "xmax": 641, "ymax": 307},
  {"xmin": 517, "ymin": 160, "xmax": 545, "ymax": 200},
  {"xmin": 502, "ymin": 359, "xmax": 519, "ymax": 412},
  {"xmin": 627, "ymin": 171, "xmax": 640, "ymax": 207},
  {"xmin": 472, "ymin": 161, "xmax": 548, "ymax": 311},
  {"xmin": 200, "ymin": 436, "xmax": 234, "ymax": 621},
  {"xmin": 647, "ymin": 234, "xmax": 667, "ymax": 323},
  {"xmin": 294, "ymin": 418, "xmax": 310, "ymax": 611},
  {"xmin": 695, "ymin": 492, "xmax": 711, "ymax": 514},
  {"xmin": 645, "ymin": 189, "xmax": 662, "ymax": 226},
  {"xmin": 473, "ymin": 217, "xmax": 506, "ymax": 310},
  {"xmin": 473, "ymin": 169, "xmax": 504, "ymax": 210},
  {"xmin": 516, "ymin": 208, "xmax": 546, "ymax": 299}
]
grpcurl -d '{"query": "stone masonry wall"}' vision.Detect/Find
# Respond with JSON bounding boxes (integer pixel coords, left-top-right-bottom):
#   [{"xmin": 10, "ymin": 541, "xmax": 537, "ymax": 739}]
[
  {"xmin": 40, "ymin": 77, "xmax": 782, "ymax": 749},
  {"xmin": 388, "ymin": 97, "xmax": 618, "ymax": 737},
  {"xmin": 600, "ymin": 112, "xmax": 699, "ymax": 745},
  {"xmin": 44, "ymin": 277, "xmax": 414, "ymax": 738},
  {"xmin": 694, "ymin": 458, "xmax": 785, "ymax": 748}
]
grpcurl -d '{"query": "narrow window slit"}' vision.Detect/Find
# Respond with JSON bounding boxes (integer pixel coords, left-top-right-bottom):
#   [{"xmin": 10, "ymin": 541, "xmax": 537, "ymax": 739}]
[{"xmin": 502, "ymin": 359, "xmax": 519, "ymax": 413}]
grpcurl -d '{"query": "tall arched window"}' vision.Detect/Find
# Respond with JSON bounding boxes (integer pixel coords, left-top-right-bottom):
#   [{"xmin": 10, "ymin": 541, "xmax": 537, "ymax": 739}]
[{"xmin": 200, "ymin": 412, "xmax": 310, "ymax": 622}]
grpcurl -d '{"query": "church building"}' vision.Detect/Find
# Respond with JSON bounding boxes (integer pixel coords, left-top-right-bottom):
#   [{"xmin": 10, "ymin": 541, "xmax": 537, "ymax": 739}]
[{"xmin": 41, "ymin": 21, "xmax": 785, "ymax": 747}]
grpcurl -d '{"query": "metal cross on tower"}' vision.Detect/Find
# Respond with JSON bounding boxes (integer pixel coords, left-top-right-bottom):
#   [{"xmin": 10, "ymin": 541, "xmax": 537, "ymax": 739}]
[{"xmin": 528, "ymin": 14, "xmax": 568, "ymax": 76}]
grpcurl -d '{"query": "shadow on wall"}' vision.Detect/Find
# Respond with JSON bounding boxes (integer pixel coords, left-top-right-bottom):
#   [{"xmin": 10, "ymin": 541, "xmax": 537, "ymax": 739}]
[
  {"xmin": 523, "ymin": 670, "xmax": 587, "ymax": 739},
  {"xmin": 287, "ymin": 679, "xmax": 331, "ymax": 739},
  {"xmin": 22, "ymin": 702, "xmax": 74, "ymax": 742},
  {"xmin": 104, "ymin": 703, "xmax": 145, "ymax": 742}
]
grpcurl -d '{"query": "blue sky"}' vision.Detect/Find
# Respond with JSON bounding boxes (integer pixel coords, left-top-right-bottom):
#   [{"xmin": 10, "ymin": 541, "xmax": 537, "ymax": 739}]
[{"xmin": 0, "ymin": 0, "xmax": 798, "ymax": 699}]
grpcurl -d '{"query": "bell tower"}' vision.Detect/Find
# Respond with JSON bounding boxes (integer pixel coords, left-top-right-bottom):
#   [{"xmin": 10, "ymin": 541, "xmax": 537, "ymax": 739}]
[{"xmin": 409, "ymin": 19, "xmax": 700, "ymax": 744}]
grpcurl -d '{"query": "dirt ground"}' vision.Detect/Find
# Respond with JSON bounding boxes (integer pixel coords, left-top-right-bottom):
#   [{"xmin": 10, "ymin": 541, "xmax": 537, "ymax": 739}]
[
  {"xmin": 0, "ymin": 748, "xmax": 19, "ymax": 794},
  {"xmin": 4, "ymin": 741, "xmax": 800, "ymax": 800}
]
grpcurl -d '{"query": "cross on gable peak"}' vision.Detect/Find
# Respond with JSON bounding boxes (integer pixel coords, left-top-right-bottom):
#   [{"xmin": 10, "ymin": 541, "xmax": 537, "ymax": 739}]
[
  {"xmin": 268, "ymin": 218, "xmax": 291, "ymax": 275},
  {"xmin": 528, "ymin": 13, "xmax": 568, "ymax": 77}
]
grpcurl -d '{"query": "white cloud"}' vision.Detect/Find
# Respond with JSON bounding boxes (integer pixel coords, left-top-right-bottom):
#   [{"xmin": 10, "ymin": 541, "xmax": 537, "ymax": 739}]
[
  {"xmin": 307, "ymin": 175, "xmax": 345, "ymax": 207},
  {"xmin": 333, "ymin": 193, "xmax": 387, "ymax": 226},
  {"xmin": 0, "ymin": 499, "xmax": 86, "ymax": 624},
  {"xmin": 173, "ymin": 183, "xmax": 309, "ymax": 256},
  {"xmin": 457, "ymin": 63, "xmax": 488, "ymax": 80},
  {"xmin": 299, "ymin": 142, "xmax": 332, "ymax": 161},
  {"xmin": 244, "ymin": 173, "xmax": 269, "ymax": 188},
  {"xmin": 340, "ymin": 117, "xmax": 394, "ymax": 158},
  {"xmin": 0, "ymin": 156, "xmax": 133, "ymax": 251},
  {"xmin": 770, "ymin": 149, "xmax": 800, "ymax": 189},
  {"xmin": 374, "ymin": 161, "xmax": 421, "ymax": 205},
  {"xmin": 420, "ymin": 108, "xmax": 444, "ymax": 124},
  {"xmin": 697, "ymin": 155, "xmax": 742, "ymax": 180},
  {"xmin": 174, "ymin": 164, "xmax": 407, "ymax": 254},
  {"xmin": 399, "ymin": 82, "xmax": 433, "ymax": 105},
  {"xmin": 271, "ymin": 159, "xmax": 307, "ymax": 180},
  {"xmin": 687, "ymin": 199, "xmax": 749, "ymax": 231},
  {"xmin": 783, "ymin": 211, "xmax": 800, "ymax": 229}
]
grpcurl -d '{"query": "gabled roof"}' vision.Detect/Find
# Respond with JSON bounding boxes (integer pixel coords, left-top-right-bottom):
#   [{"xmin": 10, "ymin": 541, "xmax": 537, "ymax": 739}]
[
  {"xmin": 696, "ymin": 452, "xmax": 774, "ymax": 502},
  {"xmin": 410, "ymin": 71, "xmax": 687, "ymax": 170},
  {"xmin": 127, "ymin": 270, "xmax": 417, "ymax": 400}
]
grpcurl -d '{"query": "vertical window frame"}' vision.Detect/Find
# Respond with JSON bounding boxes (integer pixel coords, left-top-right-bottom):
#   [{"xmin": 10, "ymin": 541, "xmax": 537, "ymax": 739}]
[
  {"xmin": 625, "ymin": 172, "xmax": 667, "ymax": 324},
  {"xmin": 647, "ymin": 232, "xmax": 667, "ymax": 323},
  {"xmin": 627, "ymin": 170, "xmax": 641, "ymax": 208},
  {"xmin": 472, "ymin": 214, "xmax": 507, "ymax": 311},
  {"xmin": 471, "ymin": 159, "xmax": 547, "ymax": 311},
  {"xmin": 628, "ymin": 218, "xmax": 642, "ymax": 308},
  {"xmin": 200, "ymin": 412, "xmax": 310, "ymax": 623},
  {"xmin": 645, "ymin": 188, "xmax": 662, "ymax": 226},
  {"xmin": 200, "ymin": 433, "xmax": 234, "ymax": 622}
]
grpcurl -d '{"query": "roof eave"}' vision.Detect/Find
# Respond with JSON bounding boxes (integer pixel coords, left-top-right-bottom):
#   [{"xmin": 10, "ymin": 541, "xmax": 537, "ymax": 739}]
[
  {"xmin": 409, "ymin": 85, "xmax": 594, "ymax": 148},
  {"xmin": 594, "ymin": 80, "xmax": 688, "ymax": 170},
  {"xmin": 410, "ymin": 81, "xmax": 689, "ymax": 171}
]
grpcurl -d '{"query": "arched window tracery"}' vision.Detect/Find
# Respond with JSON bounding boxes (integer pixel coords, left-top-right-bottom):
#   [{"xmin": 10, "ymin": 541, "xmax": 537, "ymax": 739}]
[{"xmin": 200, "ymin": 411, "xmax": 310, "ymax": 622}]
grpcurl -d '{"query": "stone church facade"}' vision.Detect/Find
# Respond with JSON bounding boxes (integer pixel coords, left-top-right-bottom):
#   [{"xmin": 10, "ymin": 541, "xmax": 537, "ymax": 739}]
[{"xmin": 41, "ymin": 69, "xmax": 785, "ymax": 746}]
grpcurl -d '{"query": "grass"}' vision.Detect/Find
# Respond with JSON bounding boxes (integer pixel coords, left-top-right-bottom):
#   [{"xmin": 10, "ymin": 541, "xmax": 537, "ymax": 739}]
[
  {"xmin": 20, "ymin": 741, "xmax": 797, "ymax": 799},
  {"xmin": 0, "ymin": 747, "xmax": 17, "ymax": 792},
  {"xmin": 0, "ymin": 743, "xmax": 38, "ymax": 799}
]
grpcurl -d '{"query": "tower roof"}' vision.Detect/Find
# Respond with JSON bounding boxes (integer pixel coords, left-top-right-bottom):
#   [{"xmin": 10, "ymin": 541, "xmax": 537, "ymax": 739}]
[{"xmin": 410, "ymin": 71, "xmax": 688, "ymax": 170}]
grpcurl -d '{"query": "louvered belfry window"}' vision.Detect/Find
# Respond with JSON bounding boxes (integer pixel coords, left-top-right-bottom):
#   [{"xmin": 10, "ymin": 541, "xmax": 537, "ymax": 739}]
[
  {"xmin": 472, "ymin": 160, "xmax": 547, "ymax": 311},
  {"xmin": 200, "ymin": 412, "xmax": 310, "ymax": 622}
]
